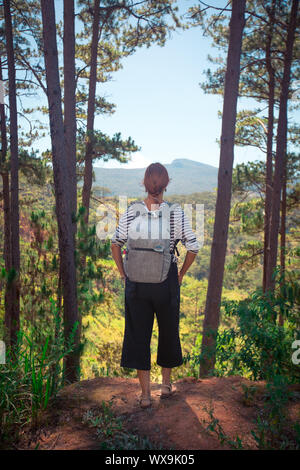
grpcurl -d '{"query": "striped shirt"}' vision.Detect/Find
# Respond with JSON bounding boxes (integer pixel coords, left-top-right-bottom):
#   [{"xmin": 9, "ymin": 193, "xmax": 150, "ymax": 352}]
[{"xmin": 111, "ymin": 200, "xmax": 200, "ymax": 263}]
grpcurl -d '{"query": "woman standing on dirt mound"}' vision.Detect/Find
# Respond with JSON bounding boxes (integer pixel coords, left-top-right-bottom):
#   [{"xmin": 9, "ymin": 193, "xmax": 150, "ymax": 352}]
[{"xmin": 111, "ymin": 162, "xmax": 200, "ymax": 408}]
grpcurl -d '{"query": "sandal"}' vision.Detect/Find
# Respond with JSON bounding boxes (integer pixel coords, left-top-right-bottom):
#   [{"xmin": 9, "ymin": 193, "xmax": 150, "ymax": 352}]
[
  {"xmin": 139, "ymin": 395, "xmax": 152, "ymax": 409},
  {"xmin": 160, "ymin": 383, "xmax": 173, "ymax": 399}
]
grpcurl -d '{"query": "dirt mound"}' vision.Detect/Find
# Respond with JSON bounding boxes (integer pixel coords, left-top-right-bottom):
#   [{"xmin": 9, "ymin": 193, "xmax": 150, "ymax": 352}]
[{"xmin": 20, "ymin": 376, "xmax": 299, "ymax": 450}]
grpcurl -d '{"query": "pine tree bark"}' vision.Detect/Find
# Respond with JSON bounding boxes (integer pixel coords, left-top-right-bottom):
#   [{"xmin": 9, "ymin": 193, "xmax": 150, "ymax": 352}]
[
  {"xmin": 0, "ymin": 57, "xmax": 12, "ymax": 341},
  {"xmin": 4, "ymin": 0, "xmax": 20, "ymax": 347},
  {"xmin": 265, "ymin": 0, "xmax": 298, "ymax": 295},
  {"xmin": 81, "ymin": 0, "xmax": 100, "ymax": 225},
  {"xmin": 41, "ymin": 0, "xmax": 79, "ymax": 383},
  {"xmin": 263, "ymin": 0, "xmax": 276, "ymax": 293},
  {"xmin": 200, "ymin": 0, "xmax": 246, "ymax": 378},
  {"xmin": 63, "ymin": 0, "xmax": 81, "ymax": 347},
  {"xmin": 278, "ymin": 164, "xmax": 287, "ymax": 327},
  {"xmin": 63, "ymin": 0, "xmax": 77, "ymax": 231}
]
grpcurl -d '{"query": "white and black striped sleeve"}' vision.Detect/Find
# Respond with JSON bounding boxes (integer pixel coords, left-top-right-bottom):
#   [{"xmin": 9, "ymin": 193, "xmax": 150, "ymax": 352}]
[
  {"xmin": 174, "ymin": 205, "xmax": 200, "ymax": 254},
  {"xmin": 111, "ymin": 206, "xmax": 135, "ymax": 248}
]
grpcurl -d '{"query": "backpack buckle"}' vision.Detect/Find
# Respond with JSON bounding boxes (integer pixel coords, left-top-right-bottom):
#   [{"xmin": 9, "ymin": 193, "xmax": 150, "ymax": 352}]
[{"xmin": 153, "ymin": 244, "xmax": 164, "ymax": 252}]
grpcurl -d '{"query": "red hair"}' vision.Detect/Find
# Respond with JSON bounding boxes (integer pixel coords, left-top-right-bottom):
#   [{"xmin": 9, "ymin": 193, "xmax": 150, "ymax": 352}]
[{"xmin": 142, "ymin": 163, "xmax": 170, "ymax": 201}]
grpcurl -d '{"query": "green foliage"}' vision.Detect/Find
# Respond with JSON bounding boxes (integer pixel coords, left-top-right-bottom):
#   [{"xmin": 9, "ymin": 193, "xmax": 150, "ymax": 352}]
[
  {"xmin": 1, "ymin": 0, "xmax": 299, "ymax": 451},
  {"xmin": 0, "ymin": 299, "xmax": 75, "ymax": 446},
  {"xmin": 228, "ymin": 156, "xmax": 300, "ymax": 280},
  {"xmin": 214, "ymin": 277, "xmax": 300, "ymax": 382},
  {"xmin": 75, "ymin": 205, "xmax": 110, "ymax": 323},
  {"xmin": 192, "ymin": 0, "xmax": 300, "ymax": 105},
  {"xmin": 18, "ymin": 149, "xmax": 50, "ymax": 186},
  {"xmin": 182, "ymin": 270, "xmax": 300, "ymax": 382},
  {"xmin": 21, "ymin": 208, "xmax": 61, "ymax": 331},
  {"xmin": 1, "ymin": 175, "xmax": 299, "ymax": 446},
  {"xmin": 203, "ymin": 374, "xmax": 300, "ymax": 450},
  {"xmin": 250, "ymin": 375, "xmax": 300, "ymax": 450},
  {"xmin": 231, "ymin": 198, "xmax": 265, "ymax": 235},
  {"xmin": 0, "ymin": 199, "xmax": 110, "ymax": 445},
  {"xmin": 76, "ymin": 128, "xmax": 140, "ymax": 171}
]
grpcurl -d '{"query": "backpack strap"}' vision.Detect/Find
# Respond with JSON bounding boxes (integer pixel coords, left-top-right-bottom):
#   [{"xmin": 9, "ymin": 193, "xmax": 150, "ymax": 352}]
[
  {"xmin": 127, "ymin": 199, "xmax": 147, "ymax": 222},
  {"xmin": 165, "ymin": 201, "xmax": 180, "ymax": 257},
  {"xmin": 172, "ymin": 240, "xmax": 180, "ymax": 256}
]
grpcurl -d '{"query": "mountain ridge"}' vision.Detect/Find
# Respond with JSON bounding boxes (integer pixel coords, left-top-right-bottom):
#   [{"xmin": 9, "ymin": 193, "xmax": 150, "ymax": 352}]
[{"xmin": 92, "ymin": 158, "xmax": 218, "ymax": 196}]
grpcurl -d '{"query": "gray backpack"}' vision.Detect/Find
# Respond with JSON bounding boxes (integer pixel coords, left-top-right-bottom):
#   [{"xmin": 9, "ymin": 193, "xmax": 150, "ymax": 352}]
[{"xmin": 123, "ymin": 200, "xmax": 177, "ymax": 283}]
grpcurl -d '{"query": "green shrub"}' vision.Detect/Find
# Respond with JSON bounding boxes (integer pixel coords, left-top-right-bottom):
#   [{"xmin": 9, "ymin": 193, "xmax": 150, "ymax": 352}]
[
  {"xmin": 215, "ymin": 276, "xmax": 300, "ymax": 382},
  {"xmin": 0, "ymin": 299, "xmax": 76, "ymax": 446}
]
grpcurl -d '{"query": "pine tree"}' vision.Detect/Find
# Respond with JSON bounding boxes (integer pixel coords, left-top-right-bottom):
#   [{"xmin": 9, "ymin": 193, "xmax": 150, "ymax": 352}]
[
  {"xmin": 189, "ymin": 0, "xmax": 300, "ymax": 294},
  {"xmin": 200, "ymin": 0, "xmax": 246, "ymax": 377},
  {"xmin": 63, "ymin": 0, "xmax": 77, "ymax": 235},
  {"xmin": 3, "ymin": 0, "xmax": 20, "ymax": 348},
  {"xmin": 40, "ymin": 0, "xmax": 79, "ymax": 383},
  {"xmin": 0, "ymin": 56, "xmax": 12, "ymax": 343},
  {"xmin": 266, "ymin": 0, "xmax": 299, "ymax": 296},
  {"xmin": 78, "ymin": 0, "xmax": 180, "ymax": 225}
]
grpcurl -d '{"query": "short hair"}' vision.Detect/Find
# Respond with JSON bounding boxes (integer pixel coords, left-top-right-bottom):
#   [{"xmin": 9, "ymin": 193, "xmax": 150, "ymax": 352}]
[{"xmin": 142, "ymin": 162, "xmax": 170, "ymax": 198}]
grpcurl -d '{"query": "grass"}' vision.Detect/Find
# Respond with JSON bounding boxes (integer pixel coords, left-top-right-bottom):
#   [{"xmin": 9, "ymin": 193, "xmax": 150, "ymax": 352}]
[{"xmin": 82, "ymin": 400, "xmax": 166, "ymax": 450}]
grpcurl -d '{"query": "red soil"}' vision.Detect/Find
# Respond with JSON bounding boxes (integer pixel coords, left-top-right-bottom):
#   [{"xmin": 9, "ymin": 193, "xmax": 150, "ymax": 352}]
[{"xmin": 20, "ymin": 376, "xmax": 299, "ymax": 450}]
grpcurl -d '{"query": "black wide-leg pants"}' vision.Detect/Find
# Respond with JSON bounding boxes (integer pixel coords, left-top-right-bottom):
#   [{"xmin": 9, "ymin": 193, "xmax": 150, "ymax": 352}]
[{"xmin": 121, "ymin": 261, "xmax": 183, "ymax": 371}]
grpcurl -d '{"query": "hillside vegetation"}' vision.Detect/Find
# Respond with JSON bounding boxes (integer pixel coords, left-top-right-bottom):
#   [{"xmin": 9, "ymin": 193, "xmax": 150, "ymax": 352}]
[{"xmin": 89, "ymin": 158, "xmax": 219, "ymax": 197}]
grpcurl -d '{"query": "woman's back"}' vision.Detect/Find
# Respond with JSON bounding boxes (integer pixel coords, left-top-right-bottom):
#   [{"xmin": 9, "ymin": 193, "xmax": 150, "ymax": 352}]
[
  {"xmin": 111, "ymin": 199, "xmax": 200, "ymax": 264},
  {"xmin": 110, "ymin": 162, "xmax": 200, "ymax": 409}
]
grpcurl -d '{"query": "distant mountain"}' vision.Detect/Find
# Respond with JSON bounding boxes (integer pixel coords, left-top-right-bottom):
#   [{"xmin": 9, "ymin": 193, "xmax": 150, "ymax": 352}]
[{"xmin": 91, "ymin": 158, "xmax": 218, "ymax": 197}]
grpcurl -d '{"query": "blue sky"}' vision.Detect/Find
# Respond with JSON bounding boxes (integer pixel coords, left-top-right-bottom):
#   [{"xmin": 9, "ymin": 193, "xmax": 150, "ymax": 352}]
[
  {"xmin": 96, "ymin": 22, "xmax": 227, "ymax": 169},
  {"xmin": 94, "ymin": 1, "xmax": 260, "ymax": 169}
]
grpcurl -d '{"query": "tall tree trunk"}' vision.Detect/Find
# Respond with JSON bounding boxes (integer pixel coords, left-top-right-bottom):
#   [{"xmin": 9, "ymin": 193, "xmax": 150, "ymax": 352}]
[
  {"xmin": 81, "ymin": 0, "xmax": 100, "ymax": 225},
  {"xmin": 265, "ymin": 0, "xmax": 298, "ymax": 295},
  {"xmin": 0, "ymin": 57, "xmax": 12, "ymax": 341},
  {"xmin": 199, "ymin": 0, "xmax": 246, "ymax": 378},
  {"xmin": 63, "ymin": 0, "xmax": 81, "ymax": 349},
  {"xmin": 63, "ymin": 0, "xmax": 77, "ymax": 231},
  {"xmin": 279, "ymin": 165, "xmax": 286, "ymax": 327},
  {"xmin": 263, "ymin": 0, "xmax": 276, "ymax": 293},
  {"xmin": 41, "ymin": 0, "xmax": 79, "ymax": 383},
  {"xmin": 4, "ymin": 0, "xmax": 20, "ymax": 348}
]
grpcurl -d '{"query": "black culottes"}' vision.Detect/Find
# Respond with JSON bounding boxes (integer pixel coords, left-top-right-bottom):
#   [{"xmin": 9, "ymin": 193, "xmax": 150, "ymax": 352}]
[{"xmin": 121, "ymin": 260, "xmax": 183, "ymax": 371}]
